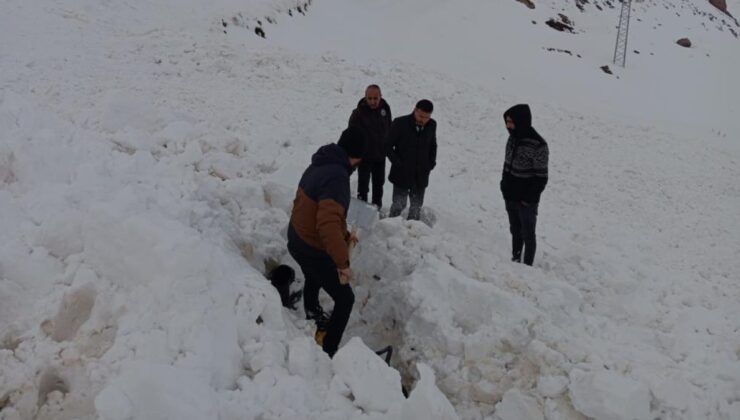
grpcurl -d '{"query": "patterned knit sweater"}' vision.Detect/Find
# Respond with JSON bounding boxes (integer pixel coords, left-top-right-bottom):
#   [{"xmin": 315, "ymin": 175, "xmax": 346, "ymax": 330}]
[{"xmin": 500, "ymin": 135, "xmax": 549, "ymax": 203}]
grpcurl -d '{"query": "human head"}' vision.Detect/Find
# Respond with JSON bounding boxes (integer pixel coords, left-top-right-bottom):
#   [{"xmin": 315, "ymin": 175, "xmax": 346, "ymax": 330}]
[
  {"xmin": 337, "ymin": 126, "xmax": 365, "ymax": 167},
  {"xmin": 413, "ymin": 99, "xmax": 433, "ymax": 127},
  {"xmin": 503, "ymin": 104, "xmax": 532, "ymax": 137},
  {"xmin": 268, "ymin": 265, "xmax": 295, "ymax": 287},
  {"xmin": 365, "ymin": 85, "xmax": 382, "ymax": 110}
]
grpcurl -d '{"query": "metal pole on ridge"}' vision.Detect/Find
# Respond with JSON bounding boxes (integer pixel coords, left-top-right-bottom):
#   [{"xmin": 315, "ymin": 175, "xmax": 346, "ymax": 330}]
[{"xmin": 613, "ymin": 0, "xmax": 633, "ymax": 67}]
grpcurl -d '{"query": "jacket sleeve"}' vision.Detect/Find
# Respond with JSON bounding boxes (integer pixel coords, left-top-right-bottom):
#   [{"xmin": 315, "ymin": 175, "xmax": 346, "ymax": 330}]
[
  {"xmin": 385, "ymin": 120, "xmax": 402, "ymax": 165},
  {"xmin": 429, "ymin": 124, "xmax": 437, "ymax": 170},
  {"xmin": 348, "ymin": 109, "xmax": 358, "ymax": 127},
  {"xmin": 316, "ymin": 178, "xmax": 351, "ymax": 269},
  {"xmin": 525, "ymin": 143, "xmax": 549, "ymax": 202}
]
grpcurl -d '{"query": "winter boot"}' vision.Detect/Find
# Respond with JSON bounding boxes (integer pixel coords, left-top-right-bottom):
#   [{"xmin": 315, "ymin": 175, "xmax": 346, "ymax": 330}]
[
  {"xmin": 314, "ymin": 328, "xmax": 327, "ymax": 347},
  {"xmin": 306, "ymin": 306, "xmax": 330, "ymax": 324}
]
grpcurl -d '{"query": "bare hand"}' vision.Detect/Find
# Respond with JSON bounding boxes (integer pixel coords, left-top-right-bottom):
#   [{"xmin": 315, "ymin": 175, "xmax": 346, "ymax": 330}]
[
  {"xmin": 338, "ymin": 267, "xmax": 353, "ymax": 285},
  {"xmin": 348, "ymin": 230, "xmax": 359, "ymax": 247}
]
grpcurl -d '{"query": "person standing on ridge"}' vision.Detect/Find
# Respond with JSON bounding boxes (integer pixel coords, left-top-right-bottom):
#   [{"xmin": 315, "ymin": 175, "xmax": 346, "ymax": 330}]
[
  {"xmin": 287, "ymin": 127, "xmax": 364, "ymax": 357},
  {"xmin": 386, "ymin": 99, "xmax": 437, "ymax": 221},
  {"xmin": 348, "ymin": 84, "xmax": 392, "ymax": 209},
  {"xmin": 500, "ymin": 104, "xmax": 549, "ymax": 266}
]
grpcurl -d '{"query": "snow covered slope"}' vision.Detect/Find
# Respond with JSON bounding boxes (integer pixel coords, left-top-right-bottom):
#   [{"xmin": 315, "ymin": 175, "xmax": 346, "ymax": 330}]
[
  {"xmin": 264, "ymin": 0, "xmax": 740, "ymax": 136},
  {"xmin": 1, "ymin": 1, "xmax": 739, "ymax": 419}
]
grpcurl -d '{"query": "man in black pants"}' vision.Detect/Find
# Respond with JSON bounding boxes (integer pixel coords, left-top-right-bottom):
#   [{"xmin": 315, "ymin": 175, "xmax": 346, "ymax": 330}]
[
  {"xmin": 348, "ymin": 84, "xmax": 392, "ymax": 209},
  {"xmin": 386, "ymin": 99, "xmax": 437, "ymax": 221},
  {"xmin": 288, "ymin": 127, "xmax": 364, "ymax": 357},
  {"xmin": 500, "ymin": 104, "xmax": 549, "ymax": 266}
]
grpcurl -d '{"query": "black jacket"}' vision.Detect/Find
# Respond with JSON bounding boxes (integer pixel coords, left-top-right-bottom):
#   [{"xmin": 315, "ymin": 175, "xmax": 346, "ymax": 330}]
[
  {"xmin": 385, "ymin": 114, "xmax": 437, "ymax": 189},
  {"xmin": 500, "ymin": 104, "xmax": 549, "ymax": 203},
  {"xmin": 348, "ymin": 98, "xmax": 392, "ymax": 161}
]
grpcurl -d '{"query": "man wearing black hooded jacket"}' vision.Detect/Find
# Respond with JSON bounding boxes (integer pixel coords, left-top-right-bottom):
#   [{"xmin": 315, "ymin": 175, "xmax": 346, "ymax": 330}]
[
  {"xmin": 348, "ymin": 85, "xmax": 392, "ymax": 209},
  {"xmin": 500, "ymin": 104, "xmax": 549, "ymax": 266}
]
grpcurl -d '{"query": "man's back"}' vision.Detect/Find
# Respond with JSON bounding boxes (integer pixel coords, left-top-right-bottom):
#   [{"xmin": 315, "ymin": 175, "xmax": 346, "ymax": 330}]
[{"xmin": 289, "ymin": 143, "xmax": 352, "ymax": 269}]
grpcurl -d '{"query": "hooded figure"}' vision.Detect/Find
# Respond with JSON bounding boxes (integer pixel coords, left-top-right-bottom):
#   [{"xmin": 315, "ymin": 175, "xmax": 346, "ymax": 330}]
[
  {"xmin": 500, "ymin": 104, "xmax": 549, "ymax": 265},
  {"xmin": 288, "ymin": 127, "xmax": 364, "ymax": 357}
]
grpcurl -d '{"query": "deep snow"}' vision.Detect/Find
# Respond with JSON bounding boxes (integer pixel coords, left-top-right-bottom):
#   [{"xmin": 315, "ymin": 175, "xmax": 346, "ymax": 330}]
[{"xmin": 1, "ymin": 1, "xmax": 739, "ymax": 419}]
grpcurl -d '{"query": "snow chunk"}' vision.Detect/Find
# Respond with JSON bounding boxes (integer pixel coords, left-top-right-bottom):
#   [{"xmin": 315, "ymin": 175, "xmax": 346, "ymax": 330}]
[
  {"xmin": 537, "ymin": 375, "xmax": 570, "ymax": 398},
  {"xmin": 400, "ymin": 363, "xmax": 460, "ymax": 420},
  {"xmin": 331, "ymin": 337, "xmax": 404, "ymax": 413},
  {"xmin": 569, "ymin": 369, "xmax": 651, "ymax": 420},
  {"xmin": 288, "ymin": 336, "xmax": 332, "ymax": 385},
  {"xmin": 494, "ymin": 388, "xmax": 544, "ymax": 420}
]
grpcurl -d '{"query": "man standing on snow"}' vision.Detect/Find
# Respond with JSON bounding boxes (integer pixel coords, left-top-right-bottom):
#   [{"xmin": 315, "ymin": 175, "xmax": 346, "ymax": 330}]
[
  {"xmin": 500, "ymin": 104, "xmax": 549, "ymax": 266},
  {"xmin": 287, "ymin": 127, "xmax": 364, "ymax": 357},
  {"xmin": 348, "ymin": 84, "xmax": 392, "ymax": 209},
  {"xmin": 386, "ymin": 99, "xmax": 437, "ymax": 221}
]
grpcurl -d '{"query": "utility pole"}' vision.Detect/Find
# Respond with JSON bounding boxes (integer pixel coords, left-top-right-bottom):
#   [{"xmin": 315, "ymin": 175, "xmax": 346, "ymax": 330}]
[{"xmin": 613, "ymin": 0, "xmax": 632, "ymax": 67}]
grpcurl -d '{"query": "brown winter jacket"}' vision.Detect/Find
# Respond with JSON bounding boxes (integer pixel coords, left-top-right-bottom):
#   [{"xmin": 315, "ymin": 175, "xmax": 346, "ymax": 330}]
[{"xmin": 288, "ymin": 144, "xmax": 352, "ymax": 269}]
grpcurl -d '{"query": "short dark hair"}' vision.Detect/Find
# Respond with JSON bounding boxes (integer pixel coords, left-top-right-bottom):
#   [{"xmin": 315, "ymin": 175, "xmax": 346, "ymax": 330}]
[
  {"xmin": 415, "ymin": 99, "xmax": 433, "ymax": 113},
  {"xmin": 366, "ymin": 84, "xmax": 381, "ymax": 94}
]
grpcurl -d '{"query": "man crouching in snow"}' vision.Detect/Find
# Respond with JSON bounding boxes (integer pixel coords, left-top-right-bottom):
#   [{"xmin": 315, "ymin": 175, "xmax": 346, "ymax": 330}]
[
  {"xmin": 287, "ymin": 127, "xmax": 364, "ymax": 357},
  {"xmin": 500, "ymin": 104, "xmax": 549, "ymax": 266}
]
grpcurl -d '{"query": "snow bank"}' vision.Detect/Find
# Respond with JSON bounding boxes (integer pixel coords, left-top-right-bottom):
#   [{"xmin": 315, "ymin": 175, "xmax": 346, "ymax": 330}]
[{"xmin": 2, "ymin": 1, "xmax": 739, "ymax": 420}]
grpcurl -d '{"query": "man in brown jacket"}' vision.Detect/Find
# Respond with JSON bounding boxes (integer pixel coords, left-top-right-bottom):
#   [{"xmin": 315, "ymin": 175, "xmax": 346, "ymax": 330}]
[{"xmin": 287, "ymin": 126, "xmax": 365, "ymax": 357}]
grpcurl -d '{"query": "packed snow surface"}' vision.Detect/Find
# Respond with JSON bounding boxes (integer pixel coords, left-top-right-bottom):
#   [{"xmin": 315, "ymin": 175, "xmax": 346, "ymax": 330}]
[{"xmin": 1, "ymin": 1, "xmax": 739, "ymax": 419}]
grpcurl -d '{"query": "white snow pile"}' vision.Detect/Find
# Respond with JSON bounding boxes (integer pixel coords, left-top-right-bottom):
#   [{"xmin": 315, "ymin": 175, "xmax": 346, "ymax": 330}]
[{"xmin": 1, "ymin": 0, "xmax": 739, "ymax": 420}]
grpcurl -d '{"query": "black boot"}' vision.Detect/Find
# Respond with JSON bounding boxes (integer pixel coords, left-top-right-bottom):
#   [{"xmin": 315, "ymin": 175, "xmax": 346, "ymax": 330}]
[{"xmin": 305, "ymin": 306, "xmax": 330, "ymax": 329}]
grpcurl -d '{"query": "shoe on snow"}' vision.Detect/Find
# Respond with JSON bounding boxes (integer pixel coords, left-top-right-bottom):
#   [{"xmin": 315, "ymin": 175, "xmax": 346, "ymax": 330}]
[{"xmin": 306, "ymin": 307, "xmax": 330, "ymax": 330}]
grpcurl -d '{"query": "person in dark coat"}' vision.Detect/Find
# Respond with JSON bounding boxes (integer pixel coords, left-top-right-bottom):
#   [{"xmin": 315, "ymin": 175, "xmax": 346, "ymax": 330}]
[
  {"xmin": 386, "ymin": 99, "xmax": 437, "ymax": 221},
  {"xmin": 348, "ymin": 84, "xmax": 392, "ymax": 209},
  {"xmin": 500, "ymin": 104, "xmax": 549, "ymax": 266},
  {"xmin": 287, "ymin": 127, "xmax": 364, "ymax": 357}
]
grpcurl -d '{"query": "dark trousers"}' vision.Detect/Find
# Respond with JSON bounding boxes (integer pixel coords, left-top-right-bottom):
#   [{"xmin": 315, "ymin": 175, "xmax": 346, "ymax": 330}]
[
  {"xmin": 357, "ymin": 160, "xmax": 386, "ymax": 208},
  {"xmin": 389, "ymin": 185, "xmax": 425, "ymax": 220},
  {"xmin": 288, "ymin": 243, "xmax": 355, "ymax": 357},
  {"xmin": 505, "ymin": 201, "xmax": 538, "ymax": 265}
]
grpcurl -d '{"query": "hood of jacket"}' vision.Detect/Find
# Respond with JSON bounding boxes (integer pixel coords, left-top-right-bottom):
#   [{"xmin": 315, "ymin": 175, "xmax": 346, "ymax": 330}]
[
  {"xmin": 504, "ymin": 104, "xmax": 545, "ymax": 143},
  {"xmin": 311, "ymin": 143, "xmax": 351, "ymax": 171}
]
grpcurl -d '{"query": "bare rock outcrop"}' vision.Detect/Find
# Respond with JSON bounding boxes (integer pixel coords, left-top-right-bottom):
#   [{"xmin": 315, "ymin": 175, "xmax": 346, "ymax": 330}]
[
  {"xmin": 516, "ymin": 0, "xmax": 535, "ymax": 9},
  {"xmin": 546, "ymin": 14, "xmax": 575, "ymax": 33},
  {"xmin": 709, "ymin": 0, "xmax": 727, "ymax": 14}
]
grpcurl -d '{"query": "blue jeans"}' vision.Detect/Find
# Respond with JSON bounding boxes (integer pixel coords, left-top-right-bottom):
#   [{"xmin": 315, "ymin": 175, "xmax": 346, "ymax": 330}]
[{"xmin": 505, "ymin": 201, "xmax": 538, "ymax": 265}]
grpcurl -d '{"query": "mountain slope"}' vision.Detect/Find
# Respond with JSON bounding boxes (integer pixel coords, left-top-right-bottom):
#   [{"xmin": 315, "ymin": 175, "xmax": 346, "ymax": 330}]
[{"xmin": 1, "ymin": 1, "xmax": 739, "ymax": 420}]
